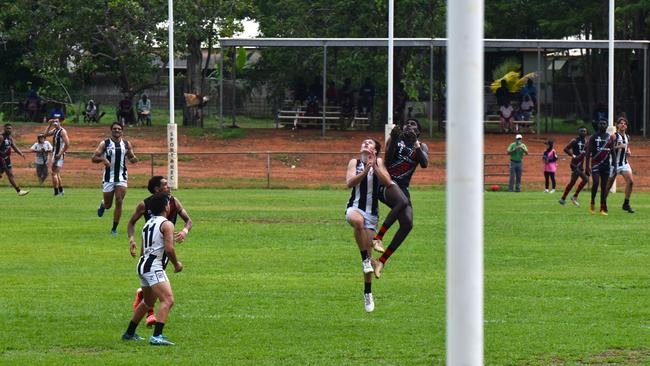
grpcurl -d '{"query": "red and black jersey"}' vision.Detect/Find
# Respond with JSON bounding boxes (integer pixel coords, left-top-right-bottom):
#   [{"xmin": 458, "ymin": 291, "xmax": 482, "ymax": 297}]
[
  {"xmin": 0, "ymin": 133, "xmax": 12, "ymax": 159},
  {"xmin": 588, "ymin": 132, "xmax": 613, "ymax": 169},
  {"xmin": 386, "ymin": 137, "xmax": 420, "ymax": 189},
  {"xmin": 568, "ymin": 136, "xmax": 587, "ymax": 166},
  {"xmin": 144, "ymin": 195, "xmax": 179, "ymax": 225}
]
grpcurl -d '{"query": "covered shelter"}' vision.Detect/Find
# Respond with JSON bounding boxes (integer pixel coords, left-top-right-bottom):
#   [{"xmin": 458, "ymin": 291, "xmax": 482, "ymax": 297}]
[{"xmin": 218, "ymin": 37, "xmax": 650, "ymax": 136}]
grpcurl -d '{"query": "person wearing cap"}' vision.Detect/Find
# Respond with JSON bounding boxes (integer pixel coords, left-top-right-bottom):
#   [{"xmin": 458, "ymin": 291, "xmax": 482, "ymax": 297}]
[
  {"xmin": 44, "ymin": 115, "xmax": 70, "ymax": 196},
  {"xmin": 30, "ymin": 133, "xmax": 53, "ymax": 184},
  {"xmin": 507, "ymin": 134, "xmax": 529, "ymax": 192}
]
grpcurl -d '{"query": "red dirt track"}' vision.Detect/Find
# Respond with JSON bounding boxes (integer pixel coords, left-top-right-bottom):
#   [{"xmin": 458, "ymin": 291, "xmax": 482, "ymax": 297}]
[{"xmin": 6, "ymin": 124, "xmax": 650, "ymax": 191}]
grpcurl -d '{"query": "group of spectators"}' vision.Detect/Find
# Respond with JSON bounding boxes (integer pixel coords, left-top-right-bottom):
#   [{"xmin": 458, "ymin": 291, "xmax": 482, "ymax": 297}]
[
  {"xmin": 116, "ymin": 94, "xmax": 152, "ymax": 126},
  {"xmin": 497, "ymin": 79, "xmax": 537, "ymax": 133}
]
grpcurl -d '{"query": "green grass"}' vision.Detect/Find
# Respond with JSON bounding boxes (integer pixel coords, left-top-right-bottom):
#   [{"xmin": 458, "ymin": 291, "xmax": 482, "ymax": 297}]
[{"xmin": 1, "ymin": 188, "xmax": 650, "ymax": 365}]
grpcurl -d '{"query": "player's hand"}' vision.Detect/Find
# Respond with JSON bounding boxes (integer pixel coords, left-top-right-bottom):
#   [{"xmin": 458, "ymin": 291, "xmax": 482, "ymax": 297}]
[
  {"xmin": 174, "ymin": 229, "xmax": 188, "ymax": 243},
  {"xmin": 103, "ymin": 159, "xmax": 111, "ymax": 168},
  {"xmin": 54, "ymin": 154, "xmax": 62, "ymax": 160},
  {"xmin": 173, "ymin": 262, "xmax": 183, "ymax": 273},
  {"xmin": 390, "ymin": 125, "xmax": 401, "ymax": 139},
  {"xmin": 129, "ymin": 240, "xmax": 137, "ymax": 257}
]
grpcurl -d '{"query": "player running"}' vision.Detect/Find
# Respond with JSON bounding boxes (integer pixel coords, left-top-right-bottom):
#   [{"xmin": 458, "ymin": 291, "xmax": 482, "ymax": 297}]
[
  {"xmin": 92, "ymin": 122, "xmax": 138, "ymax": 234},
  {"xmin": 121, "ymin": 193, "xmax": 183, "ymax": 345},
  {"xmin": 606, "ymin": 116, "xmax": 635, "ymax": 213},
  {"xmin": 558, "ymin": 127, "xmax": 588, "ymax": 207},
  {"xmin": 127, "ymin": 175, "xmax": 193, "ymax": 326},
  {"xmin": 372, "ymin": 119, "xmax": 429, "ymax": 278},
  {"xmin": 585, "ymin": 119, "xmax": 615, "ymax": 215},
  {"xmin": 0, "ymin": 123, "xmax": 30, "ymax": 196}
]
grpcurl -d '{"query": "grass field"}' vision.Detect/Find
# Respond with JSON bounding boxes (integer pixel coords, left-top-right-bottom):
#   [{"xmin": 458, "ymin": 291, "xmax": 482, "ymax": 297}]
[{"xmin": 2, "ymin": 188, "xmax": 650, "ymax": 365}]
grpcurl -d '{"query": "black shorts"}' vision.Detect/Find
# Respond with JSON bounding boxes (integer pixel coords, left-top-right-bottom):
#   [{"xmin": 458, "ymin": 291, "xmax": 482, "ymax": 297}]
[
  {"xmin": 570, "ymin": 163, "xmax": 584, "ymax": 174},
  {"xmin": 378, "ymin": 183, "xmax": 411, "ymax": 205},
  {"xmin": 0, "ymin": 156, "xmax": 11, "ymax": 173}
]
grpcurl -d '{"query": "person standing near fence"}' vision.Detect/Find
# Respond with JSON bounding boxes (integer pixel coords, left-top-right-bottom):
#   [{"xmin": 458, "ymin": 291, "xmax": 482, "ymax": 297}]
[
  {"xmin": 542, "ymin": 140, "xmax": 558, "ymax": 193},
  {"xmin": 585, "ymin": 119, "xmax": 614, "ymax": 215},
  {"xmin": 44, "ymin": 115, "xmax": 70, "ymax": 196},
  {"xmin": 0, "ymin": 124, "xmax": 30, "ymax": 196},
  {"xmin": 606, "ymin": 116, "xmax": 635, "ymax": 213},
  {"xmin": 93, "ymin": 122, "xmax": 138, "ymax": 234},
  {"xmin": 559, "ymin": 127, "xmax": 589, "ymax": 206},
  {"xmin": 345, "ymin": 138, "xmax": 393, "ymax": 312},
  {"xmin": 30, "ymin": 133, "xmax": 52, "ymax": 184},
  {"xmin": 507, "ymin": 134, "xmax": 528, "ymax": 192}
]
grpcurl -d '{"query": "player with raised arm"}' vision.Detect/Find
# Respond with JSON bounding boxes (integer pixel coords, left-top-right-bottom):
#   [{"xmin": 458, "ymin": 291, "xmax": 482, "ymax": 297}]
[
  {"xmin": 346, "ymin": 138, "xmax": 393, "ymax": 312},
  {"xmin": 44, "ymin": 114, "xmax": 70, "ymax": 196},
  {"xmin": 92, "ymin": 122, "xmax": 138, "ymax": 234},
  {"xmin": 372, "ymin": 119, "xmax": 428, "ymax": 278},
  {"xmin": 127, "ymin": 175, "xmax": 193, "ymax": 326},
  {"xmin": 606, "ymin": 116, "xmax": 635, "ymax": 213},
  {"xmin": 0, "ymin": 124, "xmax": 30, "ymax": 196},
  {"xmin": 559, "ymin": 127, "xmax": 588, "ymax": 207},
  {"xmin": 122, "ymin": 192, "xmax": 183, "ymax": 346}
]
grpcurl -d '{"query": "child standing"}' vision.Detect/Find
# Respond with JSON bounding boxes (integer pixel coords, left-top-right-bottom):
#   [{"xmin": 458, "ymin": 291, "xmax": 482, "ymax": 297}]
[
  {"xmin": 29, "ymin": 133, "xmax": 52, "ymax": 184},
  {"xmin": 543, "ymin": 140, "xmax": 558, "ymax": 193}
]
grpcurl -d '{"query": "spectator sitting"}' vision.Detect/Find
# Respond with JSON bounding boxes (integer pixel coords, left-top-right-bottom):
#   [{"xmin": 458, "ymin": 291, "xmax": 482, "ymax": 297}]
[
  {"xmin": 83, "ymin": 99, "xmax": 103, "ymax": 123},
  {"xmin": 517, "ymin": 94, "xmax": 534, "ymax": 121},
  {"xmin": 499, "ymin": 102, "xmax": 514, "ymax": 133},
  {"xmin": 136, "ymin": 94, "xmax": 152, "ymax": 126},
  {"xmin": 117, "ymin": 96, "xmax": 135, "ymax": 126}
]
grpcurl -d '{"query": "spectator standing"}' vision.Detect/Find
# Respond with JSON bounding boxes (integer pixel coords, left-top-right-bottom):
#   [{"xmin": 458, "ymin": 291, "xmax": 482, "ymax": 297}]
[
  {"xmin": 30, "ymin": 133, "xmax": 52, "ymax": 184},
  {"xmin": 495, "ymin": 79, "xmax": 510, "ymax": 107},
  {"xmin": 507, "ymin": 134, "xmax": 528, "ymax": 192},
  {"xmin": 118, "ymin": 96, "xmax": 135, "ymax": 126},
  {"xmin": 542, "ymin": 140, "xmax": 558, "ymax": 193}
]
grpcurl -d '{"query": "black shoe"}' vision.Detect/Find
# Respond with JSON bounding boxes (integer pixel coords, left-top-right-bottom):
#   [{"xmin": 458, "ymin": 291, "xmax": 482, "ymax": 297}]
[{"xmin": 622, "ymin": 204, "xmax": 635, "ymax": 213}]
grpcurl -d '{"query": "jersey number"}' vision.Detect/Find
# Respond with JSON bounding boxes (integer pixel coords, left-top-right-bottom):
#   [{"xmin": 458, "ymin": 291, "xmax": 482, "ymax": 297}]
[{"xmin": 142, "ymin": 224, "xmax": 156, "ymax": 249}]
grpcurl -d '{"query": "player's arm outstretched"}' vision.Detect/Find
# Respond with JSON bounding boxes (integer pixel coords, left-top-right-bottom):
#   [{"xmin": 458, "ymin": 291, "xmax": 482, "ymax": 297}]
[
  {"xmin": 127, "ymin": 202, "xmax": 147, "ymax": 257},
  {"xmin": 10, "ymin": 139, "xmax": 25, "ymax": 158},
  {"xmin": 91, "ymin": 140, "xmax": 110, "ymax": 167},
  {"xmin": 162, "ymin": 220, "xmax": 183, "ymax": 273},
  {"xmin": 174, "ymin": 199, "xmax": 193, "ymax": 243}
]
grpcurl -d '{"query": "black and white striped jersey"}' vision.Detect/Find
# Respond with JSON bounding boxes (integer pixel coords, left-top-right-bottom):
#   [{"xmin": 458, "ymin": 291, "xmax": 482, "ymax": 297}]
[
  {"xmin": 53, "ymin": 128, "xmax": 65, "ymax": 157},
  {"xmin": 102, "ymin": 138, "xmax": 130, "ymax": 183},
  {"xmin": 346, "ymin": 159, "xmax": 379, "ymax": 216},
  {"xmin": 612, "ymin": 132, "xmax": 629, "ymax": 168},
  {"xmin": 137, "ymin": 215, "xmax": 169, "ymax": 274}
]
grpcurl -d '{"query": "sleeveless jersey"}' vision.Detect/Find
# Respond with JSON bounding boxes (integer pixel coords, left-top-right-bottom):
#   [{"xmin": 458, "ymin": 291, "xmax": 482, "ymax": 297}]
[
  {"xmin": 589, "ymin": 132, "xmax": 613, "ymax": 169},
  {"xmin": 52, "ymin": 128, "xmax": 65, "ymax": 157},
  {"xmin": 346, "ymin": 159, "xmax": 379, "ymax": 216},
  {"xmin": 102, "ymin": 138, "xmax": 130, "ymax": 183},
  {"xmin": 144, "ymin": 195, "xmax": 179, "ymax": 224},
  {"xmin": 612, "ymin": 132, "xmax": 629, "ymax": 168},
  {"xmin": 137, "ymin": 215, "xmax": 170, "ymax": 273},
  {"xmin": 0, "ymin": 133, "xmax": 12, "ymax": 158},
  {"xmin": 386, "ymin": 137, "xmax": 419, "ymax": 189}
]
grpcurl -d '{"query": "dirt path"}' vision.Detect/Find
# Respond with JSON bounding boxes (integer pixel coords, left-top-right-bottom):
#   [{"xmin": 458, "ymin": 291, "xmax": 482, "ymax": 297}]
[{"xmin": 6, "ymin": 124, "xmax": 650, "ymax": 190}]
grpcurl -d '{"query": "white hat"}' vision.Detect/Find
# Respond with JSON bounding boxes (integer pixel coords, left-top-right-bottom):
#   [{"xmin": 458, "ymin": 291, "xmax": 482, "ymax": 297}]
[{"xmin": 515, "ymin": 134, "xmax": 523, "ymax": 139}]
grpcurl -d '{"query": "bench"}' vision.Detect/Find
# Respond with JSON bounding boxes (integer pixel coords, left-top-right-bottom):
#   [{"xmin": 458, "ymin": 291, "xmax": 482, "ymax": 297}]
[{"xmin": 276, "ymin": 106, "xmax": 369, "ymax": 130}]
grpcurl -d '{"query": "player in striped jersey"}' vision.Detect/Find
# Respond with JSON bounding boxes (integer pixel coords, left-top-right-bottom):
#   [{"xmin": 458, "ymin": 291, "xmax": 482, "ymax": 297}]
[
  {"xmin": 346, "ymin": 138, "xmax": 393, "ymax": 312},
  {"xmin": 606, "ymin": 116, "xmax": 635, "ymax": 213},
  {"xmin": 92, "ymin": 122, "xmax": 138, "ymax": 234},
  {"xmin": 585, "ymin": 119, "xmax": 615, "ymax": 215},
  {"xmin": 44, "ymin": 115, "xmax": 70, "ymax": 196},
  {"xmin": 0, "ymin": 124, "xmax": 30, "ymax": 196},
  {"xmin": 127, "ymin": 175, "xmax": 193, "ymax": 326},
  {"xmin": 122, "ymin": 192, "xmax": 183, "ymax": 345}
]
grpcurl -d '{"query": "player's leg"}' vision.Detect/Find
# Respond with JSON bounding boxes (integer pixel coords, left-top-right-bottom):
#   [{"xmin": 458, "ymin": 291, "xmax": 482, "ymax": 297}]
[
  {"xmin": 149, "ymin": 280, "xmax": 175, "ymax": 344},
  {"xmin": 621, "ymin": 170, "xmax": 634, "ymax": 212},
  {"xmin": 373, "ymin": 184, "xmax": 408, "ymax": 251},
  {"xmin": 133, "ymin": 288, "xmax": 156, "ymax": 326},
  {"xmin": 346, "ymin": 208, "xmax": 374, "ymax": 275},
  {"xmin": 514, "ymin": 161, "xmax": 522, "ymax": 192},
  {"xmin": 376, "ymin": 204, "xmax": 413, "ymax": 277},
  {"xmin": 51, "ymin": 165, "xmax": 60, "ymax": 195},
  {"xmin": 53, "ymin": 163, "xmax": 63, "ymax": 195},
  {"xmin": 5, "ymin": 167, "xmax": 27, "ymax": 195},
  {"xmin": 560, "ymin": 170, "xmax": 578, "ymax": 202},
  {"xmin": 123, "ymin": 286, "xmax": 156, "ymax": 341},
  {"xmin": 98, "ymin": 183, "xmax": 114, "ymax": 217},
  {"xmin": 590, "ymin": 169, "xmax": 599, "ymax": 214},
  {"xmin": 111, "ymin": 186, "xmax": 127, "ymax": 233},
  {"xmin": 599, "ymin": 170, "xmax": 609, "ymax": 214},
  {"xmin": 363, "ymin": 227, "xmax": 375, "ymax": 312}
]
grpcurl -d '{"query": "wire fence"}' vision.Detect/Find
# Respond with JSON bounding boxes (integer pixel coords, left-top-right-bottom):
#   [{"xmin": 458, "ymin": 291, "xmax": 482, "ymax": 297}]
[{"xmin": 5, "ymin": 151, "xmax": 650, "ymax": 191}]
